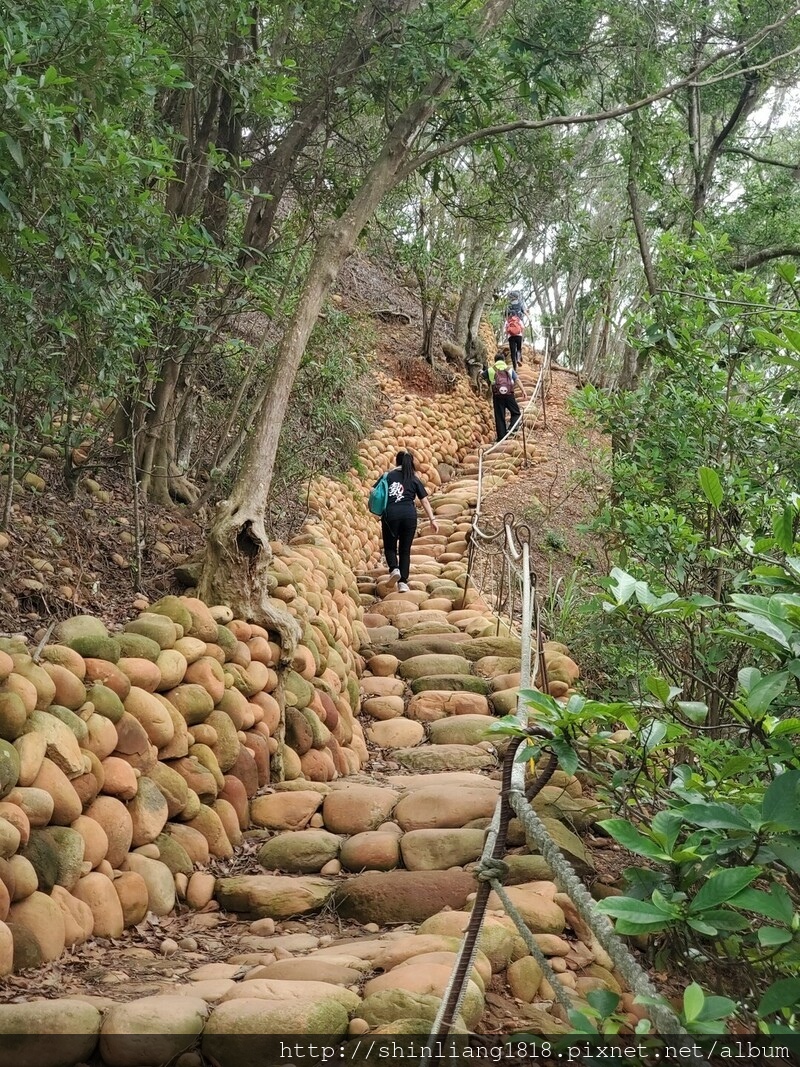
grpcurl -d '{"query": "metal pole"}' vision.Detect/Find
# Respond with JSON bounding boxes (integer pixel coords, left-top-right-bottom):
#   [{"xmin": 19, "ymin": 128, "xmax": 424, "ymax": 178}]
[
  {"xmin": 458, "ymin": 535, "xmax": 476, "ymax": 611},
  {"xmin": 495, "ymin": 553, "xmax": 506, "ymax": 636},
  {"xmin": 519, "ymin": 542, "xmax": 533, "ymax": 695}
]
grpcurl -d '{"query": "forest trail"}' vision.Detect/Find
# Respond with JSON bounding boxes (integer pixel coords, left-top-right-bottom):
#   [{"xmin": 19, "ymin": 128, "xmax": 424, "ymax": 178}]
[{"xmin": 0, "ymin": 349, "xmax": 636, "ymax": 1049}]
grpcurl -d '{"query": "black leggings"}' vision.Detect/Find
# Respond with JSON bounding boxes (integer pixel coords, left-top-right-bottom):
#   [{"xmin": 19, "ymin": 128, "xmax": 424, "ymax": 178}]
[
  {"xmin": 493, "ymin": 393, "xmax": 521, "ymax": 440},
  {"xmin": 382, "ymin": 508, "xmax": 418, "ymax": 581},
  {"xmin": 508, "ymin": 335, "xmax": 522, "ymax": 368}
]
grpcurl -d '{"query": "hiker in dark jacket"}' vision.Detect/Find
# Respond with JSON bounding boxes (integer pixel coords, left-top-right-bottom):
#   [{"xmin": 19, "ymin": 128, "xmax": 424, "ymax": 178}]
[
  {"xmin": 482, "ymin": 353, "xmax": 527, "ymax": 441},
  {"xmin": 379, "ymin": 450, "xmax": 438, "ymax": 592}
]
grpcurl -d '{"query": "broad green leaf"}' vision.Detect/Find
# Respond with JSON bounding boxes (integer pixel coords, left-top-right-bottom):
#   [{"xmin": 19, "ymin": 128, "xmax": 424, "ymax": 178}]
[
  {"xmin": 698, "ymin": 466, "xmax": 723, "ymax": 508},
  {"xmin": 747, "ymin": 672, "xmax": 789, "ymax": 717},
  {"xmin": 520, "ymin": 689, "xmax": 560, "ymax": 717},
  {"xmin": 738, "ymin": 666, "xmax": 761, "ymax": 693},
  {"xmin": 784, "ymin": 326, "xmax": 800, "ymax": 353},
  {"xmin": 586, "ymin": 988, "xmax": 621, "ymax": 1018},
  {"xmin": 689, "ymin": 866, "xmax": 760, "ymax": 912},
  {"xmin": 730, "ymin": 593, "xmax": 778, "ymax": 615},
  {"xmin": 646, "ymin": 676, "xmax": 670, "ymax": 704},
  {"xmin": 608, "ymin": 568, "xmax": 639, "ymax": 605},
  {"xmin": 698, "ymin": 995, "xmax": 737, "ymax": 1022},
  {"xmin": 769, "ymin": 717, "xmax": 800, "ymax": 737},
  {"xmin": 639, "ymin": 720, "xmax": 666, "ymax": 751},
  {"xmin": 758, "ymin": 977, "xmax": 800, "ymax": 1017},
  {"xmin": 614, "ymin": 918, "xmax": 672, "ymax": 935},
  {"xmin": 676, "ymin": 700, "xmax": 707, "ymax": 723},
  {"xmin": 687, "ymin": 916, "xmax": 718, "ymax": 935},
  {"xmin": 773, "ymin": 507, "xmax": 795, "ymax": 554},
  {"xmin": 762, "ymin": 771, "xmax": 800, "ymax": 830},
  {"xmin": 758, "ymin": 927, "xmax": 793, "ymax": 947},
  {"xmin": 651, "ymin": 810, "xmax": 683, "ymax": 854},
  {"xmin": 736, "ymin": 612, "xmax": 793, "ymax": 650},
  {"xmin": 697, "ymin": 908, "xmax": 750, "ymax": 932},
  {"xmin": 597, "ymin": 819, "xmax": 670, "ymax": 861},
  {"xmin": 595, "ymin": 895, "xmax": 675, "ymax": 923},
  {"xmin": 4, "ymin": 137, "xmax": 23, "ymax": 169},
  {"xmin": 730, "ymin": 884, "xmax": 794, "ymax": 924},
  {"xmin": 753, "ymin": 326, "xmax": 789, "ymax": 349},
  {"xmin": 680, "ymin": 803, "xmax": 753, "ymax": 831},
  {"xmin": 550, "ymin": 739, "xmax": 578, "ymax": 776},
  {"xmin": 683, "ymin": 983, "xmax": 704, "ymax": 1023}
]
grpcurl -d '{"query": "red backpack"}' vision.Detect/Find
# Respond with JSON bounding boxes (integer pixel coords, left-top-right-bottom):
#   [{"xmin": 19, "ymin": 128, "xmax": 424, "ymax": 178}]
[
  {"xmin": 506, "ymin": 315, "xmax": 523, "ymax": 336},
  {"xmin": 492, "ymin": 368, "xmax": 514, "ymax": 396}
]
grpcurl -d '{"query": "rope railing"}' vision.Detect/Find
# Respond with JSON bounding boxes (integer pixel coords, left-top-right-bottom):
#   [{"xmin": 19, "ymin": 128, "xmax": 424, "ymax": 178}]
[{"xmin": 421, "ymin": 347, "xmax": 711, "ymax": 1064}]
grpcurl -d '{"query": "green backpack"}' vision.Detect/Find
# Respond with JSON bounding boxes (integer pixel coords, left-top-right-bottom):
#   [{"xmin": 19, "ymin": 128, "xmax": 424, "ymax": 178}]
[{"xmin": 368, "ymin": 474, "xmax": 389, "ymax": 516}]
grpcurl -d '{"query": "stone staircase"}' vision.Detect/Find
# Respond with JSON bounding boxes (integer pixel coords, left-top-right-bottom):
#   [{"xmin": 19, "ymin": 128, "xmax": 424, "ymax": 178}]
[
  {"xmin": 0, "ymin": 358, "xmax": 636, "ymax": 1057},
  {"xmin": 189, "ymin": 357, "xmax": 622, "ymax": 1038}
]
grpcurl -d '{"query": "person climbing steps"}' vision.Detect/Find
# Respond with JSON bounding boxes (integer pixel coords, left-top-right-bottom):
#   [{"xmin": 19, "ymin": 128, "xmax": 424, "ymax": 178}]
[
  {"xmin": 483, "ymin": 353, "xmax": 527, "ymax": 441},
  {"xmin": 371, "ymin": 449, "xmax": 439, "ymax": 591}
]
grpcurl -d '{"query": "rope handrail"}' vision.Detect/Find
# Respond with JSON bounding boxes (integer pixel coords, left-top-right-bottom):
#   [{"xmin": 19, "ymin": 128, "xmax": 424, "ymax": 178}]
[{"xmin": 420, "ymin": 345, "xmax": 710, "ymax": 1063}]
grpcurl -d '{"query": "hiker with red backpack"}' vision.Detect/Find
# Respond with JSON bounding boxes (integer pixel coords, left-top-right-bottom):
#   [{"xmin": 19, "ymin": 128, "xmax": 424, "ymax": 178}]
[
  {"xmin": 483, "ymin": 352, "xmax": 527, "ymax": 441},
  {"xmin": 504, "ymin": 311, "xmax": 525, "ymax": 370}
]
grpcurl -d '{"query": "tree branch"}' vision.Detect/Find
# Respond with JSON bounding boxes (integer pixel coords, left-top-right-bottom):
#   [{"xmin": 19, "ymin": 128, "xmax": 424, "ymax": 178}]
[
  {"xmin": 721, "ymin": 146, "xmax": 800, "ymax": 172},
  {"xmin": 695, "ymin": 68, "xmax": 761, "ymax": 219},
  {"xmin": 395, "ymin": 7, "xmax": 800, "ymax": 182},
  {"xmin": 728, "ymin": 245, "xmax": 800, "ymax": 270},
  {"xmin": 627, "ymin": 180, "xmax": 658, "ymax": 297}
]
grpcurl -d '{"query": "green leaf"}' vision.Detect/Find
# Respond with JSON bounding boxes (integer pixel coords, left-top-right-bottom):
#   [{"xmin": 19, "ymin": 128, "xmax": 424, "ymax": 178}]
[
  {"xmin": 687, "ymin": 916, "xmax": 718, "ymax": 936},
  {"xmin": 550, "ymin": 739, "xmax": 578, "ymax": 776},
  {"xmin": 753, "ymin": 326, "xmax": 788, "ymax": 349},
  {"xmin": 586, "ymin": 988, "xmax": 621, "ymax": 1018},
  {"xmin": 747, "ymin": 672, "xmax": 789, "ymax": 717},
  {"xmin": 613, "ymin": 918, "xmax": 672, "ymax": 935},
  {"xmin": 683, "ymin": 983, "xmax": 704, "ymax": 1023},
  {"xmin": 773, "ymin": 507, "xmax": 795, "ymax": 554},
  {"xmin": 758, "ymin": 927, "xmax": 793, "ymax": 947},
  {"xmin": 762, "ymin": 771, "xmax": 800, "ymax": 830},
  {"xmin": 689, "ymin": 867, "xmax": 760, "ymax": 912},
  {"xmin": 520, "ymin": 689, "xmax": 560, "ymax": 717},
  {"xmin": 738, "ymin": 666, "xmax": 761, "ymax": 693},
  {"xmin": 676, "ymin": 700, "xmax": 708, "ymax": 723},
  {"xmin": 766, "ymin": 838, "xmax": 800, "ymax": 874},
  {"xmin": 608, "ymin": 567, "xmax": 639, "ymax": 605},
  {"xmin": 730, "ymin": 884, "xmax": 794, "ymax": 924},
  {"xmin": 698, "ymin": 995, "xmax": 737, "ymax": 1022},
  {"xmin": 758, "ymin": 977, "xmax": 800, "ymax": 1017},
  {"xmin": 651, "ymin": 810, "xmax": 683, "ymax": 854},
  {"xmin": 736, "ymin": 612, "xmax": 793, "ymax": 650},
  {"xmin": 597, "ymin": 819, "xmax": 670, "ymax": 861},
  {"xmin": 784, "ymin": 326, "xmax": 800, "ymax": 353},
  {"xmin": 776, "ymin": 263, "xmax": 797, "ymax": 286},
  {"xmin": 595, "ymin": 895, "xmax": 675, "ymax": 924},
  {"xmin": 680, "ymin": 803, "xmax": 753, "ymax": 831},
  {"xmin": 646, "ymin": 675, "xmax": 670, "ymax": 704},
  {"xmin": 486, "ymin": 715, "xmax": 527, "ymax": 738},
  {"xmin": 4, "ymin": 136, "xmax": 23, "ymax": 169},
  {"xmin": 698, "ymin": 466, "xmax": 723, "ymax": 508}
]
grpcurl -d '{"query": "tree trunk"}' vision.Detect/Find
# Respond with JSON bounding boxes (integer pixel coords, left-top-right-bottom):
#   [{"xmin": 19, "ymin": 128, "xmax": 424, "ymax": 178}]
[
  {"xmin": 454, "ymin": 279, "xmax": 478, "ymax": 346},
  {"xmin": 200, "ymin": 0, "xmax": 515, "ymax": 623}
]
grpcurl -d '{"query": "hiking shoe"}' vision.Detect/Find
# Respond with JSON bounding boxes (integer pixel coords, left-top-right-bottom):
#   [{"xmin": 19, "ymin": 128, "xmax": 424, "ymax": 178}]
[
  {"xmin": 398, "ymin": 582, "xmax": 410, "ymax": 593},
  {"xmin": 386, "ymin": 569, "xmax": 400, "ymax": 587}
]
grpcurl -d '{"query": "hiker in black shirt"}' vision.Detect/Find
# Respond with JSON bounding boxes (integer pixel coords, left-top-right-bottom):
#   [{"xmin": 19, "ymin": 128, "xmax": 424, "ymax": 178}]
[
  {"xmin": 380, "ymin": 450, "xmax": 438, "ymax": 592},
  {"xmin": 482, "ymin": 353, "xmax": 527, "ymax": 441}
]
